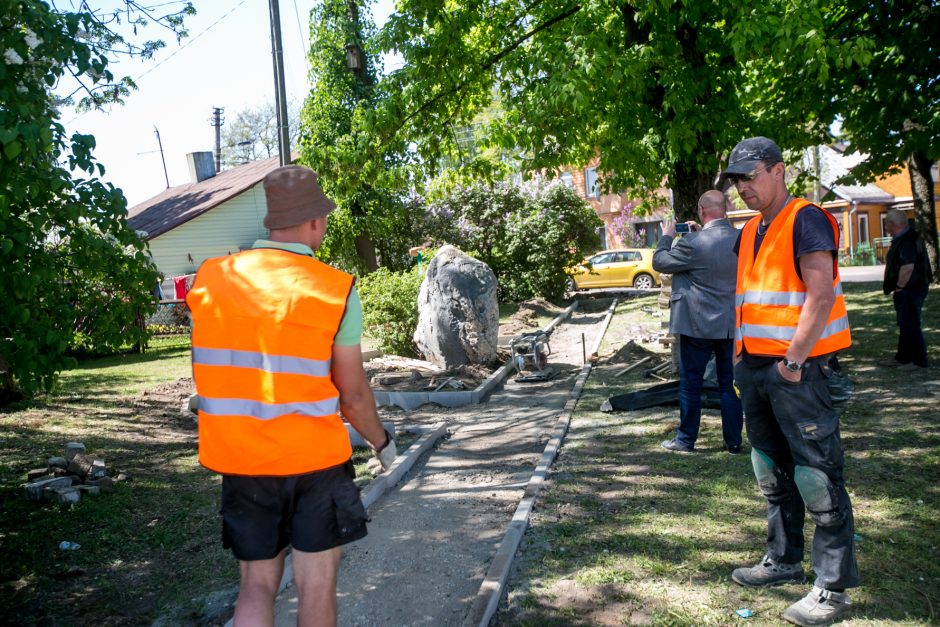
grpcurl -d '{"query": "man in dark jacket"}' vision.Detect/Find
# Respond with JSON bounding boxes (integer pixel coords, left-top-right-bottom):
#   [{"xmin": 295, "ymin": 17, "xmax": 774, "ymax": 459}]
[
  {"xmin": 653, "ymin": 190, "xmax": 743, "ymax": 454},
  {"xmin": 882, "ymin": 208, "xmax": 932, "ymax": 369}
]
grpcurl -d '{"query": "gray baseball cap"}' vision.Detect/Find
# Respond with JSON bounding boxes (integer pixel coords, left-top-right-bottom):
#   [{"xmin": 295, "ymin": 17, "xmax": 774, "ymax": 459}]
[{"xmin": 716, "ymin": 137, "xmax": 783, "ymax": 189}]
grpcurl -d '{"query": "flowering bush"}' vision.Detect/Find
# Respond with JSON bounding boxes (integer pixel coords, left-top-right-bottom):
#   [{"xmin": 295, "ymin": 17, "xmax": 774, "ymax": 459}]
[{"xmin": 611, "ymin": 201, "xmax": 647, "ymax": 248}]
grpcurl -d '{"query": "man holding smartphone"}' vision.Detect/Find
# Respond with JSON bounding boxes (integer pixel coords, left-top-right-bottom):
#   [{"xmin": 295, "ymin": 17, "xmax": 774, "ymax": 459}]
[{"xmin": 652, "ymin": 190, "xmax": 743, "ymax": 454}]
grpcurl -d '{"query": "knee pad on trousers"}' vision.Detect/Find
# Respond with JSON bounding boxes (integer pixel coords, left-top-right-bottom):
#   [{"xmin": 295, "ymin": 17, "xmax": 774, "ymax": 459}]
[
  {"xmin": 751, "ymin": 448, "xmax": 779, "ymax": 496},
  {"xmin": 794, "ymin": 465, "xmax": 844, "ymax": 527}
]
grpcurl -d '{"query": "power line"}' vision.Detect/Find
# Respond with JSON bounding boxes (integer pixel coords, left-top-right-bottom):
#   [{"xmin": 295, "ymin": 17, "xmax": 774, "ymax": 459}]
[
  {"xmin": 292, "ymin": 0, "xmax": 310, "ymax": 75},
  {"xmin": 63, "ymin": 0, "xmax": 250, "ymax": 125}
]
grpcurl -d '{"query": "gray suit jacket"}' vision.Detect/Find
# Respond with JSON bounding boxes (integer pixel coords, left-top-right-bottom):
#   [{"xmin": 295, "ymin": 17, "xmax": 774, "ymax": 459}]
[{"xmin": 652, "ymin": 218, "xmax": 738, "ymax": 340}]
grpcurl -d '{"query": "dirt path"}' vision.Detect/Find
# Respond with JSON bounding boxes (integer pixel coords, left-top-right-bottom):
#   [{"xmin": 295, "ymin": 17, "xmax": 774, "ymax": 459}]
[{"xmin": 272, "ymin": 304, "xmax": 614, "ymax": 626}]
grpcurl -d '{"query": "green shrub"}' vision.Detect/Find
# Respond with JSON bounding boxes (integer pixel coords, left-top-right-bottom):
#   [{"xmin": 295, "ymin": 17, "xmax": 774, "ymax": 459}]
[{"xmin": 357, "ymin": 266, "xmax": 424, "ymax": 357}]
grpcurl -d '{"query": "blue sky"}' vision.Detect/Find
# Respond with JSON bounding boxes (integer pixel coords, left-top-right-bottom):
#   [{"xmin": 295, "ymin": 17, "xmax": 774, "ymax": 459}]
[{"xmin": 62, "ymin": 0, "xmax": 394, "ymax": 207}]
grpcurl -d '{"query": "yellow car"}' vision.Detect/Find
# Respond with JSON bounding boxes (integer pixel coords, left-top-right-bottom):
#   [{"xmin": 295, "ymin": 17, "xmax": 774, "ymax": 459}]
[{"xmin": 568, "ymin": 249, "xmax": 662, "ymax": 290}]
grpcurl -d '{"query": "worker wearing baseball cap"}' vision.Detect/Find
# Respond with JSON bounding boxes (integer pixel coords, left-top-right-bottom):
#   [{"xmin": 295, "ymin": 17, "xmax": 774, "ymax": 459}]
[{"xmin": 723, "ymin": 137, "xmax": 858, "ymax": 627}]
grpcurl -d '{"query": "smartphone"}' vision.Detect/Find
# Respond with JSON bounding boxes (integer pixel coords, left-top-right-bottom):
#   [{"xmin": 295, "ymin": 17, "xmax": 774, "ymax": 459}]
[{"xmin": 675, "ymin": 222, "xmax": 691, "ymax": 234}]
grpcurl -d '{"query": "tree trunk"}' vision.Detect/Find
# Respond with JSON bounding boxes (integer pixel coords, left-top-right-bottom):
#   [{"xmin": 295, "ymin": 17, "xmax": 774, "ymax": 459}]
[
  {"xmin": 672, "ymin": 161, "xmax": 715, "ymax": 222},
  {"xmin": 355, "ymin": 231, "xmax": 379, "ymax": 273},
  {"xmin": 907, "ymin": 151, "xmax": 939, "ymax": 283}
]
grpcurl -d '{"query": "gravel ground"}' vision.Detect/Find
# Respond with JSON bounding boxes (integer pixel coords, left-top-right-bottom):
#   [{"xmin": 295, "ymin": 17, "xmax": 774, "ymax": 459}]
[{"xmin": 271, "ymin": 304, "xmax": 614, "ymax": 626}]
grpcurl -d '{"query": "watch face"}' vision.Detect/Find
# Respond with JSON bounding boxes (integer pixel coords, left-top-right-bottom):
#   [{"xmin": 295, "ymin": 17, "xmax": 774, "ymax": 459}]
[{"xmin": 785, "ymin": 360, "xmax": 800, "ymax": 372}]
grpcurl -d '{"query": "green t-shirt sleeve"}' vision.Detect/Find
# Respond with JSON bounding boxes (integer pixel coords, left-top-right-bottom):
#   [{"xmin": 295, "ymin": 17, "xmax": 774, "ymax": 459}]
[{"xmin": 334, "ymin": 286, "xmax": 364, "ymax": 346}]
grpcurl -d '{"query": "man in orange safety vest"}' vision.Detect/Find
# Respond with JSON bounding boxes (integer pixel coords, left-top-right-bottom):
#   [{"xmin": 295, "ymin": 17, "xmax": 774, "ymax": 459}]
[
  {"xmin": 719, "ymin": 137, "xmax": 857, "ymax": 627},
  {"xmin": 187, "ymin": 165, "xmax": 395, "ymax": 626}
]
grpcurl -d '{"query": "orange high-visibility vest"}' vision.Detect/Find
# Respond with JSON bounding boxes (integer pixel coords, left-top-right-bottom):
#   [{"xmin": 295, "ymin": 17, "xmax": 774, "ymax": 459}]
[
  {"xmin": 735, "ymin": 198, "xmax": 851, "ymax": 358},
  {"xmin": 186, "ymin": 248, "xmax": 354, "ymax": 476}
]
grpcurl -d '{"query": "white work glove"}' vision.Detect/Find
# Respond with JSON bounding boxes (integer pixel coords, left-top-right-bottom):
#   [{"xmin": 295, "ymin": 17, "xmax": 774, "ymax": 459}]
[{"xmin": 372, "ymin": 429, "xmax": 397, "ymax": 472}]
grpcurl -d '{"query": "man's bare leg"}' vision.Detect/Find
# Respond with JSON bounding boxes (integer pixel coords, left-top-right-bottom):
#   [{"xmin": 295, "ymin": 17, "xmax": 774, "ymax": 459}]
[
  {"xmin": 291, "ymin": 546, "xmax": 342, "ymax": 627},
  {"xmin": 233, "ymin": 548, "xmax": 287, "ymax": 627}
]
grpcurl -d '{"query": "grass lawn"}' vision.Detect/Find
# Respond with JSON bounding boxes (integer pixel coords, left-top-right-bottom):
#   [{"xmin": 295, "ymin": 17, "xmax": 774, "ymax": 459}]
[
  {"xmin": 498, "ymin": 283, "xmax": 939, "ymax": 626},
  {"xmin": 0, "ymin": 344, "xmax": 417, "ymax": 625},
  {"xmin": 0, "ymin": 346, "xmax": 233, "ymax": 626}
]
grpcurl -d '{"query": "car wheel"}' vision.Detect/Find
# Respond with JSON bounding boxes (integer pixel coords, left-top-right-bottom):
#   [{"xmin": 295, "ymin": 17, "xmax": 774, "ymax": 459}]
[
  {"xmin": 566, "ymin": 277, "xmax": 577, "ymax": 293},
  {"xmin": 633, "ymin": 273, "xmax": 654, "ymax": 290}
]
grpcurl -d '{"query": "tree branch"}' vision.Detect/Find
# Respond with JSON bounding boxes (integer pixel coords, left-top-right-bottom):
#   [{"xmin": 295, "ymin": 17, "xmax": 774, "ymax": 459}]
[{"xmin": 384, "ymin": 4, "xmax": 582, "ymax": 147}]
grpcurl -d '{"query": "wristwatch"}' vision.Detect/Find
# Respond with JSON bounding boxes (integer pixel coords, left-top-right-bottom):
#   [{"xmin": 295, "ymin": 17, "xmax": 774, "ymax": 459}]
[{"xmin": 782, "ymin": 358, "xmax": 803, "ymax": 372}]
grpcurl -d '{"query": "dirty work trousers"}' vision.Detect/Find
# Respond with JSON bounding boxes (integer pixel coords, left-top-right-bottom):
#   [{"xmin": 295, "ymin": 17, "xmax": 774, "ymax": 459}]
[
  {"xmin": 675, "ymin": 335, "xmax": 742, "ymax": 449},
  {"xmin": 734, "ymin": 357, "xmax": 859, "ymax": 590}
]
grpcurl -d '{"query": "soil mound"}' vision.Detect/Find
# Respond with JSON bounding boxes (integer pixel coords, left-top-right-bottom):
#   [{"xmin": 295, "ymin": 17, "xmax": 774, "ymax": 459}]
[{"xmin": 500, "ymin": 298, "xmax": 564, "ymax": 335}]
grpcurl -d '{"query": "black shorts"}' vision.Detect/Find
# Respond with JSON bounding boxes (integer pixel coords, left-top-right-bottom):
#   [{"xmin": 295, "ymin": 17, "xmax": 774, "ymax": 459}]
[{"xmin": 220, "ymin": 460, "xmax": 368, "ymax": 561}]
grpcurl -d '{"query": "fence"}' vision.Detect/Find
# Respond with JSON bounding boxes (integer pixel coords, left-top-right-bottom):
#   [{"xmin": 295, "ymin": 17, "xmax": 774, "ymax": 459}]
[{"xmin": 145, "ymin": 300, "xmax": 191, "ymax": 349}]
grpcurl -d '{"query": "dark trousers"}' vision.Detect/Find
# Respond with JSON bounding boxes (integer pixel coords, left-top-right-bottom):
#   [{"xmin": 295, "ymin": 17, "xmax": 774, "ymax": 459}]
[
  {"xmin": 734, "ymin": 358, "xmax": 859, "ymax": 590},
  {"xmin": 675, "ymin": 335, "xmax": 743, "ymax": 449},
  {"xmin": 893, "ymin": 286, "xmax": 928, "ymax": 367}
]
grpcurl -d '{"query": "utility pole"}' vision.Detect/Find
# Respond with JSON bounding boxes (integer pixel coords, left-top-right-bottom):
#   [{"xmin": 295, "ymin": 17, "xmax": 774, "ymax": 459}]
[
  {"xmin": 268, "ymin": 0, "xmax": 291, "ymax": 165},
  {"xmin": 211, "ymin": 107, "xmax": 224, "ymax": 173},
  {"xmin": 154, "ymin": 126, "xmax": 169, "ymax": 188}
]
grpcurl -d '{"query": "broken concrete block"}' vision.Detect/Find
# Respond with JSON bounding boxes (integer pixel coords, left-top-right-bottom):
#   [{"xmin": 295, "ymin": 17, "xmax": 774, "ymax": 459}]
[
  {"xmin": 23, "ymin": 476, "xmax": 73, "ymax": 501},
  {"xmin": 76, "ymin": 485, "xmax": 101, "ymax": 496},
  {"xmin": 67, "ymin": 453, "xmax": 93, "ymax": 478},
  {"xmin": 89, "ymin": 459, "xmax": 107, "ymax": 479},
  {"xmin": 86, "ymin": 476, "xmax": 115, "ymax": 493},
  {"xmin": 64, "ymin": 443, "xmax": 86, "ymax": 462},
  {"xmin": 27, "ymin": 468, "xmax": 52, "ymax": 481},
  {"xmin": 48, "ymin": 456, "xmax": 67, "ymax": 469},
  {"xmin": 45, "ymin": 486, "xmax": 81, "ymax": 504}
]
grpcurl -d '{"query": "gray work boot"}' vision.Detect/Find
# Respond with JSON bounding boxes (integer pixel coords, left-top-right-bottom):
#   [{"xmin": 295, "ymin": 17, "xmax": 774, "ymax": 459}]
[
  {"xmin": 783, "ymin": 586, "xmax": 852, "ymax": 626},
  {"xmin": 731, "ymin": 554, "xmax": 806, "ymax": 587}
]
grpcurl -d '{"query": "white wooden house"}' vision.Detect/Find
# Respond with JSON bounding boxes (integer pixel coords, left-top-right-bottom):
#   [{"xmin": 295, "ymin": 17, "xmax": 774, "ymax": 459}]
[{"xmin": 127, "ymin": 153, "xmax": 284, "ymax": 298}]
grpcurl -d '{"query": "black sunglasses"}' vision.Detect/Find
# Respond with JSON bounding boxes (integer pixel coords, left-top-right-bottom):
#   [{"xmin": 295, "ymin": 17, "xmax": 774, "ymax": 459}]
[{"xmin": 727, "ymin": 163, "xmax": 777, "ymax": 185}]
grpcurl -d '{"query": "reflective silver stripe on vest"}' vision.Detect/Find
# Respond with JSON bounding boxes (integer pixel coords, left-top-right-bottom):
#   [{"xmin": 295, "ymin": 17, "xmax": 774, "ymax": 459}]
[
  {"xmin": 192, "ymin": 347, "xmax": 331, "ymax": 377},
  {"xmin": 739, "ymin": 315, "xmax": 850, "ymax": 342},
  {"xmin": 198, "ymin": 396, "xmax": 340, "ymax": 419},
  {"xmin": 736, "ymin": 284, "xmax": 844, "ymax": 308}
]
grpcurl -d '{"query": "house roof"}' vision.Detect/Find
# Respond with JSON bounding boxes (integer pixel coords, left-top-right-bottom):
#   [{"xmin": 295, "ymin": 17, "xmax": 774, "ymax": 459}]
[
  {"xmin": 127, "ymin": 156, "xmax": 283, "ymax": 240},
  {"xmin": 802, "ymin": 146, "xmax": 895, "ymax": 204}
]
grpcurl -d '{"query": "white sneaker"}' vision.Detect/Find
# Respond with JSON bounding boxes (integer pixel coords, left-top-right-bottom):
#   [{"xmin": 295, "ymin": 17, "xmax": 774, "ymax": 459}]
[{"xmin": 783, "ymin": 586, "xmax": 852, "ymax": 626}]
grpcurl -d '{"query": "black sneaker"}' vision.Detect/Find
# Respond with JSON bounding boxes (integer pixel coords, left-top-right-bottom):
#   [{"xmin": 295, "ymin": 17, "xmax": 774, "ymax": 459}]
[
  {"xmin": 783, "ymin": 586, "xmax": 852, "ymax": 626},
  {"xmin": 661, "ymin": 438, "xmax": 693, "ymax": 452},
  {"xmin": 732, "ymin": 554, "xmax": 806, "ymax": 587},
  {"xmin": 726, "ymin": 444, "xmax": 742, "ymax": 455}
]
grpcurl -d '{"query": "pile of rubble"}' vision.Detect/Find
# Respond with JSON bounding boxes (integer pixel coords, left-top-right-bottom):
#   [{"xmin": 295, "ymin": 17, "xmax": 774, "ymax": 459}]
[{"xmin": 21, "ymin": 442, "xmax": 124, "ymax": 505}]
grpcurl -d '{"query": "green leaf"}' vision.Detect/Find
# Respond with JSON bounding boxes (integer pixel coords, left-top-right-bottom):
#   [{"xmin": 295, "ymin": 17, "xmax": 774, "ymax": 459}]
[{"xmin": 3, "ymin": 141, "xmax": 22, "ymax": 159}]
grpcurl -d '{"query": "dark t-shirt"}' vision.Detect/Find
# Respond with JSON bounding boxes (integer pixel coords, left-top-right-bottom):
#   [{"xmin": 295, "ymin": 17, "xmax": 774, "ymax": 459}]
[{"xmin": 734, "ymin": 204, "xmax": 838, "ymax": 364}]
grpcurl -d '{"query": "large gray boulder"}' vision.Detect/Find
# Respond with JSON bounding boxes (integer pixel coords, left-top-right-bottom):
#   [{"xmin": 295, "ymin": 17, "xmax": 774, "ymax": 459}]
[{"xmin": 414, "ymin": 246, "xmax": 498, "ymax": 368}]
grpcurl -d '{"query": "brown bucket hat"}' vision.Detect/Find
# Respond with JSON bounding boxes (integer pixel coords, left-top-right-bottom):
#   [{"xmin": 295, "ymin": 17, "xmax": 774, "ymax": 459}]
[{"xmin": 263, "ymin": 165, "xmax": 336, "ymax": 229}]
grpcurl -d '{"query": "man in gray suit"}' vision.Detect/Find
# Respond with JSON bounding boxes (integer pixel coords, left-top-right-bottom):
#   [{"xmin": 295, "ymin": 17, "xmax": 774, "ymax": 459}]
[{"xmin": 653, "ymin": 190, "xmax": 743, "ymax": 454}]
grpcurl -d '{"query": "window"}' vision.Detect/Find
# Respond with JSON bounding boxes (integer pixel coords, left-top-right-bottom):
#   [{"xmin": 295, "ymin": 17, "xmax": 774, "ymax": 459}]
[
  {"xmin": 858, "ymin": 214, "xmax": 869, "ymax": 244},
  {"xmin": 585, "ymin": 167, "xmax": 599, "ymax": 198},
  {"xmin": 635, "ymin": 221, "xmax": 663, "ymax": 247},
  {"xmin": 560, "ymin": 171, "xmax": 573, "ymax": 188},
  {"xmin": 595, "ymin": 226, "xmax": 607, "ymax": 250},
  {"xmin": 591, "ymin": 252, "xmax": 613, "ymax": 265},
  {"xmin": 624, "ymin": 251, "xmax": 642, "ymax": 261}
]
